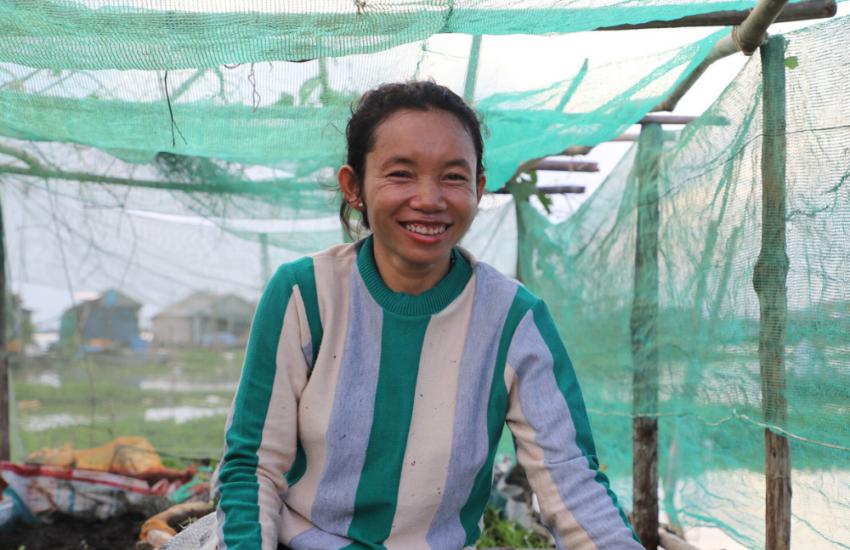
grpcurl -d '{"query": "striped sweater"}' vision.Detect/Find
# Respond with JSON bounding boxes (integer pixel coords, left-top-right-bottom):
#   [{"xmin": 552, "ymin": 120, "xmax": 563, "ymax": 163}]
[{"xmin": 215, "ymin": 237, "xmax": 641, "ymax": 550}]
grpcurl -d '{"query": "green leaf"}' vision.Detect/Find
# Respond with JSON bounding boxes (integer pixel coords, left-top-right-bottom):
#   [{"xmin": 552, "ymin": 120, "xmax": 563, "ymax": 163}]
[
  {"xmin": 783, "ymin": 56, "xmax": 799, "ymax": 69},
  {"xmin": 504, "ymin": 171, "xmax": 552, "ymax": 214},
  {"xmin": 298, "ymin": 76, "xmax": 323, "ymax": 105},
  {"xmin": 275, "ymin": 92, "xmax": 295, "ymax": 107}
]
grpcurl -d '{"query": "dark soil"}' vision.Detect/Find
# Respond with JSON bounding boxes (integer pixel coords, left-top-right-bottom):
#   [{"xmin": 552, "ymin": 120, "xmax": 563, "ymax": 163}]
[{"xmin": 2, "ymin": 513, "xmax": 146, "ymax": 550}]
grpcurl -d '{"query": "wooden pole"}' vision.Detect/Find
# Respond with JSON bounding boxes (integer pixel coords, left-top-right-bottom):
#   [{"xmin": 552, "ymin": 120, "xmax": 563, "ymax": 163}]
[
  {"xmin": 0, "ymin": 188, "xmax": 9, "ymax": 461},
  {"xmin": 597, "ymin": 0, "xmax": 834, "ymax": 30},
  {"xmin": 463, "ymin": 35, "xmax": 482, "ymax": 102},
  {"xmin": 631, "ymin": 122, "xmax": 663, "ymax": 549},
  {"xmin": 526, "ymin": 160, "xmax": 598, "ymax": 172},
  {"xmin": 755, "ymin": 35, "xmax": 791, "ymax": 550}
]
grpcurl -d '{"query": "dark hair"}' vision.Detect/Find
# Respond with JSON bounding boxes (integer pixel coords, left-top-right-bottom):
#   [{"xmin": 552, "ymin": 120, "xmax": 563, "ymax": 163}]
[{"xmin": 340, "ymin": 80, "xmax": 486, "ymax": 236}]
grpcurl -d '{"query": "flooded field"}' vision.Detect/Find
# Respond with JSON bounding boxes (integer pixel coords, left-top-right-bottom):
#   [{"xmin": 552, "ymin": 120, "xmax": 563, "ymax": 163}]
[{"xmin": 10, "ymin": 349, "xmax": 244, "ymax": 463}]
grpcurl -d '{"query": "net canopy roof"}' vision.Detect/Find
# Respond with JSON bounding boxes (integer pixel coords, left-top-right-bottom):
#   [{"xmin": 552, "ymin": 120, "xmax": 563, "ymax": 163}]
[
  {"xmin": 3, "ymin": 0, "xmax": 814, "ymax": 69},
  {"xmin": 3, "ymin": 2, "xmax": 850, "ymax": 549}
]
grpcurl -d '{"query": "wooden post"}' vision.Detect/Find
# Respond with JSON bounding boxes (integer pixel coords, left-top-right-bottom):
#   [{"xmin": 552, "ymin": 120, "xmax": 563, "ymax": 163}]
[
  {"xmin": 0, "ymin": 189, "xmax": 9, "ymax": 461},
  {"xmin": 755, "ymin": 36, "xmax": 791, "ymax": 550},
  {"xmin": 631, "ymin": 122, "xmax": 663, "ymax": 549},
  {"xmin": 463, "ymin": 35, "xmax": 482, "ymax": 102},
  {"xmin": 259, "ymin": 233, "xmax": 271, "ymax": 289}
]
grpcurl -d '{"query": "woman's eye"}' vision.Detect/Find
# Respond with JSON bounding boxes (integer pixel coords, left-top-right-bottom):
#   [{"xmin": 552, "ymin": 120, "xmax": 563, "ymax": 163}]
[
  {"xmin": 389, "ymin": 171, "xmax": 411, "ymax": 178},
  {"xmin": 445, "ymin": 173, "xmax": 468, "ymax": 182}
]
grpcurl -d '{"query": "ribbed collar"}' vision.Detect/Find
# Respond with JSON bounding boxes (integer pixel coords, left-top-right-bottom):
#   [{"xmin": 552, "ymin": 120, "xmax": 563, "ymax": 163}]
[{"xmin": 356, "ymin": 236, "xmax": 472, "ymax": 317}]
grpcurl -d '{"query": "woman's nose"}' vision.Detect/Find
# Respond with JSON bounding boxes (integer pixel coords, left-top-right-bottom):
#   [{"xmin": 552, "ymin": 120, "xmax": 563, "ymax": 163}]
[{"xmin": 410, "ymin": 179, "xmax": 445, "ymax": 211}]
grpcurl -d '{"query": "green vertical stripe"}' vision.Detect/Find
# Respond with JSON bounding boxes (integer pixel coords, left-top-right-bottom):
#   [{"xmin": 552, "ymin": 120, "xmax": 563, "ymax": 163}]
[
  {"xmin": 284, "ymin": 439, "xmax": 307, "ymax": 487},
  {"xmin": 530, "ymin": 299, "xmax": 639, "ymax": 541},
  {"xmin": 291, "ymin": 256, "xmax": 323, "ymax": 366},
  {"xmin": 219, "ymin": 266, "xmax": 295, "ymax": 550},
  {"xmin": 459, "ymin": 286, "xmax": 537, "ymax": 545},
  {"xmin": 345, "ymin": 312, "xmax": 431, "ymax": 549}
]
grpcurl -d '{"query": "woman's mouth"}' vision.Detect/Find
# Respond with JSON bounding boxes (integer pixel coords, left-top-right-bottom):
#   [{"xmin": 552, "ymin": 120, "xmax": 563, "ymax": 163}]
[{"xmin": 404, "ymin": 223, "xmax": 447, "ymax": 236}]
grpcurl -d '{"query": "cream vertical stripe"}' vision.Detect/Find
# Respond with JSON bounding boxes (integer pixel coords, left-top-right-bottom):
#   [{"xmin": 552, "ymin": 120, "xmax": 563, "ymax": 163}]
[
  {"xmin": 280, "ymin": 247, "xmax": 356, "ymax": 527},
  {"xmin": 251, "ymin": 292, "xmax": 311, "ymax": 550}
]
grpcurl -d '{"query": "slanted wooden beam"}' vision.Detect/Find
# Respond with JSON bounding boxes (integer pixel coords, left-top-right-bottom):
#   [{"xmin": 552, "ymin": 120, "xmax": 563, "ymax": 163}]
[
  {"xmin": 755, "ymin": 35, "xmax": 791, "ymax": 550},
  {"xmin": 655, "ymin": 0, "xmax": 797, "ymax": 112},
  {"xmin": 631, "ymin": 122, "xmax": 663, "ymax": 550},
  {"xmin": 597, "ymin": 0, "xmax": 835, "ymax": 30}
]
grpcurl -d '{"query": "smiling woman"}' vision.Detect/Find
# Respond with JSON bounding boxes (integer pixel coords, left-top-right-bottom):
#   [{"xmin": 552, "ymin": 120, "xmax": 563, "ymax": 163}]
[
  {"xmin": 338, "ymin": 95, "xmax": 486, "ymax": 294},
  {"xmin": 165, "ymin": 82, "xmax": 644, "ymax": 550}
]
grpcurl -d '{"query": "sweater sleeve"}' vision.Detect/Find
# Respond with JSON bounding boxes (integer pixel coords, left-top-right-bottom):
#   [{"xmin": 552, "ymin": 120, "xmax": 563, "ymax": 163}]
[
  {"xmin": 215, "ymin": 265, "xmax": 311, "ymax": 550},
  {"xmin": 504, "ymin": 298, "xmax": 642, "ymax": 550}
]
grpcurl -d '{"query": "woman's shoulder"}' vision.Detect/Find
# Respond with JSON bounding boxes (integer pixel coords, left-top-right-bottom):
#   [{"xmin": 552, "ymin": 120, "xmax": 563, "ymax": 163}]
[
  {"xmin": 267, "ymin": 242, "xmax": 359, "ymax": 289},
  {"xmin": 459, "ymin": 248, "xmax": 543, "ymax": 307}
]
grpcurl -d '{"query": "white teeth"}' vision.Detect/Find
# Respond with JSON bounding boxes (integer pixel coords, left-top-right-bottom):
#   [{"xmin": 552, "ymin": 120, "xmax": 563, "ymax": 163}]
[{"xmin": 405, "ymin": 224, "xmax": 446, "ymax": 236}]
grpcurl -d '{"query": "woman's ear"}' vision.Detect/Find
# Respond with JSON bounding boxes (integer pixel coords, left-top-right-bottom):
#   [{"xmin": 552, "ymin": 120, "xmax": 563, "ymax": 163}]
[
  {"xmin": 338, "ymin": 165, "xmax": 363, "ymax": 210},
  {"xmin": 476, "ymin": 173, "xmax": 487, "ymax": 204}
]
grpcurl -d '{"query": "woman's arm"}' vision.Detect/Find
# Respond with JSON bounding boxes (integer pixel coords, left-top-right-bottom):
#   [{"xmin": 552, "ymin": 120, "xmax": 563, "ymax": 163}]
[
  {"xmin": 505, "ymin": 298, "xmax": 643, "ymax": 550},
  {"xmin": 215, "ymin": 264, "xmax": 312, "ymax": 550}
]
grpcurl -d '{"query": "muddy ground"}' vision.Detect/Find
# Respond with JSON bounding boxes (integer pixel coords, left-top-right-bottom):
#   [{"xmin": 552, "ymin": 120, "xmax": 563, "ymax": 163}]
[{"xmin": 2, "ymin": 513, "xmax": 146, "ymax": 550}]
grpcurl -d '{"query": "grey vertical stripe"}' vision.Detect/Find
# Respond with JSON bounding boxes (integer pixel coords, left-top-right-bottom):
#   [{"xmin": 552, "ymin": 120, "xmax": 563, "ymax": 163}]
[
  {"xmin": 541, "ymin": 518, "xmax": 567, "ymax": 550},
  {"xmin": 288, "ymin": 527, "xmax": 355, "ymax": 550},
  {"xmin": 426, "ymin": 265, "xmax": 518, "ymax": 550},
  {"xmin": 302, "ymin": 341, "xmax": 313, "ymax": 369},
  {"xmin": 215, "ymin": 502, "xmax": 228, "ymax": 550},
  {"xmin": 308, "ymin": 263, "xmax": 384, "ymax": 536},
  {"xmin": 508, "ymin": 312, "xmax": 628, "ymax": 548}
]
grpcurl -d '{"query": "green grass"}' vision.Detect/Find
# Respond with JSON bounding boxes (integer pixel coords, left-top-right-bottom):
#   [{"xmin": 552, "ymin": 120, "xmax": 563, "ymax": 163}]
[
  {"xmin": 476, "ymin": 506, "xmax": 553, "ymax": 549},
  {"xmin": 11, "ymin": 349, "xmax": 244, "ymax": 461}
]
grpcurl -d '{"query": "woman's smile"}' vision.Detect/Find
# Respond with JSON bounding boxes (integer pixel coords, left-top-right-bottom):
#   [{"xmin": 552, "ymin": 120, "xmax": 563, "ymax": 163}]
[{"xmin": 402, "ymin": 223, "xmax": 447, "ymax": 236}]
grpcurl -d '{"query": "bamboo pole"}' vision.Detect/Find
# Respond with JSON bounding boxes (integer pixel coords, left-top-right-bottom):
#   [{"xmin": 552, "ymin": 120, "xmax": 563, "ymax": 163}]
[
  {"xmin": 654, "ymin": 0, "xmax": 797, "ymax": 113},
  {"xmin": 598, "ymin": 0, "xmax": 834, "ymax": 30},
  {"xmin": 463, "ymin": 35, "xmax": 482, "ymax": 102},
  {"xmin": 631, "ymin": 122, "xmax": 663, "ymax": 549},
  {"xmin": 755, "ymin": 35, "xmax": 791, "ymax": 550},
  {"xmin": 0, "ymin": 189, "xmax": 9, "ymax": 461}
]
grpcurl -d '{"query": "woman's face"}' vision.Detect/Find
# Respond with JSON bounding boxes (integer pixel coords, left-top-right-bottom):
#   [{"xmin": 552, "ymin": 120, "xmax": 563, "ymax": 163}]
[{"xmin": 344, "ymin": 108, "xmax": 486, "ymax": 276}]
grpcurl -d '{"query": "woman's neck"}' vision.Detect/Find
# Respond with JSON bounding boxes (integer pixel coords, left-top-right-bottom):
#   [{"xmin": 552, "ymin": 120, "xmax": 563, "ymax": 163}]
[{"xmin": 372, "ymin": 240, "xmax": 452, "ymax": 295}]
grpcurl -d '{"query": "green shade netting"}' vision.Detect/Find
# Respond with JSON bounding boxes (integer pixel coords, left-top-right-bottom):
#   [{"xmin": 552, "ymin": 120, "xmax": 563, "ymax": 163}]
[
  {"xmin": 0, "ymin": 29, "xmax": 724, "ymax": 190},
  {"xmin": 3, "ymin": 0, "xmax": 850, "ymax": 547},
  {"xmin": 516, "ymin": 15, "xmax": 850, "ymax": 549},
  {"xmin": 0, "ymin": 160, "xmax": 517, "ymax": 314},
  {"xmin": 0, "ymin": 0, "xmax": 814, "ymax": 70}
]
